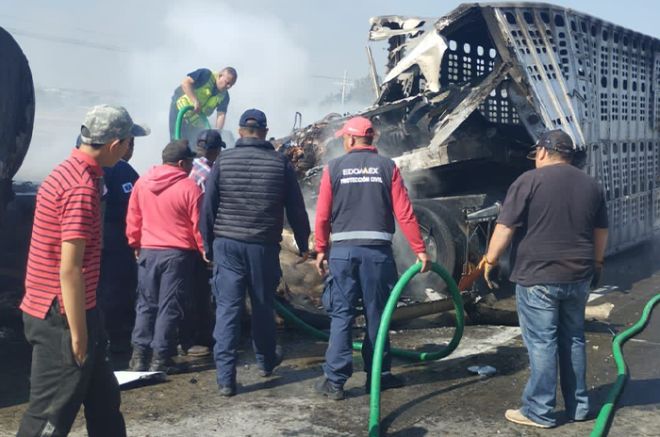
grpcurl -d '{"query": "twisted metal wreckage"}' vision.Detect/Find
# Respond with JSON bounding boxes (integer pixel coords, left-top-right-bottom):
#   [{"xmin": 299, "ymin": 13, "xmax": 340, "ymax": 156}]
[{"xmin": 275, "ymin": 2, "xmax": 660, "ymax": 323}]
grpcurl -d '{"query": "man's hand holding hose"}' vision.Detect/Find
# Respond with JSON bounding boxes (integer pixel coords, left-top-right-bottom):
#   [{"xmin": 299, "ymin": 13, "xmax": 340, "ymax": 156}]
[{"xmin": 417, "ymin": 251, "xmax": 431, "ymax": 273}]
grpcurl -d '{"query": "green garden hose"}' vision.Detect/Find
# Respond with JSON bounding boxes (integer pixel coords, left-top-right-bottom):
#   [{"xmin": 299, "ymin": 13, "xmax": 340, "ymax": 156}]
[
  {"xmin": 272, "ymin": 261, "xmax": 463, "ymax": 436},
  {"xmin": 368, "ymin": 262, "xmax": 463, "ymax": 436},
  {"xmin": 590, "ymin": 293, "xmax": 660, "ymax": 437},
  {"xmin": 273, "ymin": 261, "xmax": 464, "ymax": 360},
  {"xmin": 274, "ymin": 299, "xmax": 366, "ymax": 352},
  {"xmin": 174, "ymin": 105, "xmax": 212, "ymax": 140}
]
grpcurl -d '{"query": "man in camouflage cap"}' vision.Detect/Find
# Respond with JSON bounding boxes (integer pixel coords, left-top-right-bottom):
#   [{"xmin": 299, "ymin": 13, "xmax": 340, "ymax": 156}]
[
  {"xmin": 80, "ymin": 104, "xmax": 150, "ymax": 145},
  {"xmin": 18, "ymin": 104, "xmax": 148, "ymax": 436}
]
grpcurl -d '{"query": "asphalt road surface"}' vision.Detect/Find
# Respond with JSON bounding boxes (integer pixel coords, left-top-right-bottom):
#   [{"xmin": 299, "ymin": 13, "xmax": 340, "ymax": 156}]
[{"xmin": 0, "ymin": 240, "xmax": 659, "ymax": 436}]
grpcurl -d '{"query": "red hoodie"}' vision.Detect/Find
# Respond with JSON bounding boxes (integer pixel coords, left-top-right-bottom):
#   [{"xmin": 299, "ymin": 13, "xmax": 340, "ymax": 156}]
[{"xmin": 126, "ymin": 164, "xmax": 204, "ymax": 254}]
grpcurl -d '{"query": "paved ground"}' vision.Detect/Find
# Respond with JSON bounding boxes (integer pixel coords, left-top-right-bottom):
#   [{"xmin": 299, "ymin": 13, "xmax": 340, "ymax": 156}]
[{"xmin": 1, "ymin": 239, "xmax": 659, "ymax": 436}]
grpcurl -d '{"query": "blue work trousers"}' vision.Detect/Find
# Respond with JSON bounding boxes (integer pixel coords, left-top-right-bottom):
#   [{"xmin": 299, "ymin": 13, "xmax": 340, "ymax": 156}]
[
  {"xmin": 322, "ymin": 245, "xmax": 398, "ymax": 387},
  {"xmin": 516, "ymin": 279, "xmax": 591, "ymax": 427},
  {"xmin": 212, "ymin": 237, "xmax": 281, "ymax": 387},
  {"xmin": 131, "ymin": 248, "xmax": 196, "ymax": 358},
  {"xmin": 97, "ymin": 247, "xmax": 137, "ymax": 341},
  {"xmin": 179, "ymin": 254, "xmax": 214, "ymax": 349}
]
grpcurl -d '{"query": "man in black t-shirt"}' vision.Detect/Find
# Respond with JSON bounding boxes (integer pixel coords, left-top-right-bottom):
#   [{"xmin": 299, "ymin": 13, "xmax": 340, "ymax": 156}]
[{"xmin": 482, "ymin": 129, "xmax": 608, "ymax": 429}]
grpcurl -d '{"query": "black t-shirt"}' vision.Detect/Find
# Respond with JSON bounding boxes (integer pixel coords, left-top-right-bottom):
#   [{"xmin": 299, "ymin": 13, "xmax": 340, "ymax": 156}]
[{"xmin": 497, "ymin": 164, "xmax": 608, "ymax": 286}]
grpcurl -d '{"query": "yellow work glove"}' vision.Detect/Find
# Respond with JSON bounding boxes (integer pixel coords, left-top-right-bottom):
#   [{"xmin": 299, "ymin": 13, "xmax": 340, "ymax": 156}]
[{"xmin": 478, "ymin": 256, "xmax": 499, "ymax": 289}]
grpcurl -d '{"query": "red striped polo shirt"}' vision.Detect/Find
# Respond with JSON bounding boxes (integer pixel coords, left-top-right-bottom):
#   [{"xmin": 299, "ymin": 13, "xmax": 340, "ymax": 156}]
[{"xmin": 20, "ymin": 148, "xmax": 104, "ymax": 319}]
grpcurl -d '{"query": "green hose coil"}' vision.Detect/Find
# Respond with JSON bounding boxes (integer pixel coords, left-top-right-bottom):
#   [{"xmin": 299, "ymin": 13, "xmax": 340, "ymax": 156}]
[
  {"xmin": 590, "ymin": 293, "xmax": 660, "ymax": 437},
  {"xmin": 368, "ymin": 262, "xmax": 463, "ymax": 436},
  {"xmin": 273, "ymin": 261, "xmax": 464, "ymax": 361},
  {"xmin": 276, "ymin": 261, "xmax": 659, "ymax": 436},
  {"xmin": 272, "ymin": 261, "xmax": 463, "ymax": 436}
]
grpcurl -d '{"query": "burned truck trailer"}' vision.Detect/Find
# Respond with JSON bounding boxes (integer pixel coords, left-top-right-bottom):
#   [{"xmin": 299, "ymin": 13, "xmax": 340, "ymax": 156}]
[{"xmin": 279, "ymin": 2, "xmax": 660, "ymax": 306}]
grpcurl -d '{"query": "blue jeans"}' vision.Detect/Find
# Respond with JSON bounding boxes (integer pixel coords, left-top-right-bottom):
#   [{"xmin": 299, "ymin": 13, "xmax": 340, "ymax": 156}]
[
  {"xmin": 322, "ymin": 245, "xmax": 398, "ymax": 387},
  {"xmin": 516, "ymin": 280, "xmax": 591, "ymax": 426}
]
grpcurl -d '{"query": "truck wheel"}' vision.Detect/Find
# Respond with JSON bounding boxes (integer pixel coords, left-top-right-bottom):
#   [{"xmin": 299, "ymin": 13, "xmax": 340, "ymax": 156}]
[
  {"xmin": 0, "ymin": 27, "xmax": 34, "ymax": 223},
  {"xmin": 393, "ymin": 204, "xmax": 457, "ymax": 302}
]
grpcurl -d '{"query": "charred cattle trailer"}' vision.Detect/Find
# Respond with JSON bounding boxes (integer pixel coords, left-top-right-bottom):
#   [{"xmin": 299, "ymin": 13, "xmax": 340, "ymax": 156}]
[
  {"xmin": 278, "ymin": 2, "xmax": 660, "ymax": 308},
  {"xmin": 369, "ymin": 2, "xmax": 660, "ymax": 257}
]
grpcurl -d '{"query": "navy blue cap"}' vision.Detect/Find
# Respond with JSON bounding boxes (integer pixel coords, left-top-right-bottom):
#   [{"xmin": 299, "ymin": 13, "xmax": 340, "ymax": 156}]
[
  {"xmin": 197, "ymin": 129, "xmax": 226, "ymax": 149},
  {"xmin": 239, "ymin": 108, "xmax": 268, "ymax": 129}
]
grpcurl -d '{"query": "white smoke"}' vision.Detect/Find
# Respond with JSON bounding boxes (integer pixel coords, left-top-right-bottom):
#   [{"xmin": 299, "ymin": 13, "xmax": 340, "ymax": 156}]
[{"xmin": 13, "ymin": 0, "xmax": 345, "ymax": 181}]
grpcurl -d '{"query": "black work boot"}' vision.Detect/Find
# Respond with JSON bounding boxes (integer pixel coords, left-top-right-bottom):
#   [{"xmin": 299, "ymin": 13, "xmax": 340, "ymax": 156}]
[
  {"xmin": 149, "ymin": 354, "xmax": 184, "ymax": 374},
  {"xmin": 259, "ymin": 345, "xmax": 284, "ymax": 377},
  {"xmin": 314, "ymin": 377, "xmax": 345, "ymax": 401},
  {"xmin": 365, "ymin": 372, "xmax": 405, "ymax": 393},
  {"xmin": 218, "ymin": 383, "xmax": 237, "ymax": 397},
  {"xmin": 128, "ymin": 347, "xmax": 150, "ymax": 372}
]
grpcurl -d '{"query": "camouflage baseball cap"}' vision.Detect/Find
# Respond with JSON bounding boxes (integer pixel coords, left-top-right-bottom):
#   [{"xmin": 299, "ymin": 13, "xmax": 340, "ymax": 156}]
[{"xmin": 80, "ymin": 105, "xmax": 150, "ymax": 145}]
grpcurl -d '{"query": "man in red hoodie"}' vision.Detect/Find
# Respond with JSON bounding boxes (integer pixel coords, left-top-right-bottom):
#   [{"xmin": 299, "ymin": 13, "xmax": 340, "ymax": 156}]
[{"xmin": 126, "ymin": 139, "xmax": 205, "ymax": 373}]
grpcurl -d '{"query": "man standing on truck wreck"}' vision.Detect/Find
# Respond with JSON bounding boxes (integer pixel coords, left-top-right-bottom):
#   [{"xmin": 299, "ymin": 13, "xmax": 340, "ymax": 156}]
[
  {"xmin": 314, "ymin": 116, "xmax": 431, "ymax": 400},
  {"xmin": 482, "ymin": 129, "xmax": 608, "ymax": 428},
  {"xmin": 169, "ymin": 67, "xmax": 237, "ymax": 144},
  {"xmin": 18, "ymin": 105, "xmax": 149, "ymax": 437}
]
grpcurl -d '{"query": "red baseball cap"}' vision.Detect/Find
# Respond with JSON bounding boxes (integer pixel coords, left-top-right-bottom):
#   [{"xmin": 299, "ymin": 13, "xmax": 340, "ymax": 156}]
[{"xmin": 334, "ymin": 116, "xmax": 375, "ymax": 138}]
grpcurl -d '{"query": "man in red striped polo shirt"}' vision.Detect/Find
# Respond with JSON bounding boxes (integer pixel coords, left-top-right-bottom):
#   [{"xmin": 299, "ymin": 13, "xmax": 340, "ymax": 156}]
[{"xmin": 18, "ymin": 105, "xmax": 149, "ymax": 437}]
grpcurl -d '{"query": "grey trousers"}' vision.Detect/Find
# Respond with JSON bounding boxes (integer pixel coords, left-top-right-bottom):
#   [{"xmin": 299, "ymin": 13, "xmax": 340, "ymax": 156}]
[{"xmin": 17, "ymin": 304, "xmax": 126, "ymax": 437}]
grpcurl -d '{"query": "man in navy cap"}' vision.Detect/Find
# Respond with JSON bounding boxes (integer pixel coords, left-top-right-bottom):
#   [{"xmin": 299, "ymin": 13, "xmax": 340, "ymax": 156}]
[
  {"xmin": 179, "ymin": 130, "xmax": 226, "ymax": 358},
  {"xmin": 201, "ymin": 108, "xmax": 310, "ymax": 396},
  {"xmin": 189, "ymin": 129, "xmax": 225, "ymax": 193},
  {"xmin": 482, "ymin": 129, "xmax": 608, "ymax": 428}
]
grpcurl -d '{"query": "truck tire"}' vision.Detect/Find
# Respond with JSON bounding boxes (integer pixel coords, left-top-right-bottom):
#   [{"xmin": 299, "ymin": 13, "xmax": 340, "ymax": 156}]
[
  {"xmin": 0, "ymin": 27, "xmax": 34, "ymax": 222},
  {"xmin": 393, "ymin": 203, "xmax": 458, "ymax": 302}
]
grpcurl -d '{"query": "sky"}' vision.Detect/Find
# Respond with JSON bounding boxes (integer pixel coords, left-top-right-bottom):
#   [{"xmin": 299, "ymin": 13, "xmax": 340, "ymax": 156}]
[{"xmin": 3, "ymin": 0, "xmax": 659, "ymax": 180}]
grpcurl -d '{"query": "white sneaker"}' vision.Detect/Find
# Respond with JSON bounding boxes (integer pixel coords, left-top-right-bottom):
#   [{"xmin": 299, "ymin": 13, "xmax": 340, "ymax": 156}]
[{"xmin": 505, "ymin": 409, "xmax": 552, "ymax": 428}]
